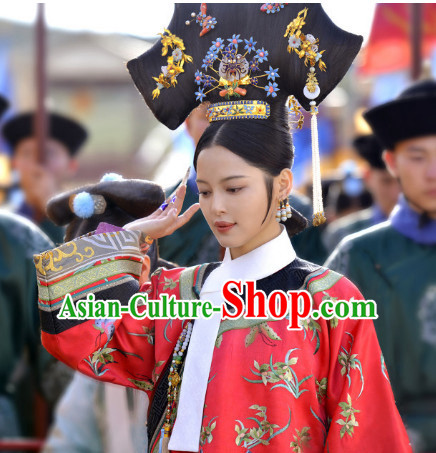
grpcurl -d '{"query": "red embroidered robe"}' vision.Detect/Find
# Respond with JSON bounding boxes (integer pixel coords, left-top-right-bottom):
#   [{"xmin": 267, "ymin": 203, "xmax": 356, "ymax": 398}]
[{"xmin": 35, "ymin": 230, "xmax": 411, "ymax": 452}]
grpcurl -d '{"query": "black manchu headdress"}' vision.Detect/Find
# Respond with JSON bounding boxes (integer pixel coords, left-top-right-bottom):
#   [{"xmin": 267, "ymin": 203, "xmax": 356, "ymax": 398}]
[{"xmin": 127, "ymin": 4, "xmax": 362, "ymax": 224}]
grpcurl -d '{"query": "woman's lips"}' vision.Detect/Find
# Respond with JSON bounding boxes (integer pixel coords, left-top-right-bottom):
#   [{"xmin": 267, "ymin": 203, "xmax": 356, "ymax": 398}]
[{"xmin": 214, "ymin": 221, "xmax": 236, "ymax": 233}]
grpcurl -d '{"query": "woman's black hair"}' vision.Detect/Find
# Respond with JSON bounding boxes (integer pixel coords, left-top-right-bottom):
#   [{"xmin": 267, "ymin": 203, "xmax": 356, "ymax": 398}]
[
  {"xmin": 193, "ymin": 101, "xmax": 307, "ymax": 234},
  {"xmin": 194, "ymin": 101, "xmax": 292, "ymax": 217}
]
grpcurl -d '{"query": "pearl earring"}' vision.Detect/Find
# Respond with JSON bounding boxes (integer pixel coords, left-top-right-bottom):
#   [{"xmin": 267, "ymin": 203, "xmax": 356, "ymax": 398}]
[
  {"xmin": 275, "ymin": 200, "xmax": 282, "ymax": 222},
  {"xmin": 276, "ymin": 199, "xmax": 292, "ymax": 223}
]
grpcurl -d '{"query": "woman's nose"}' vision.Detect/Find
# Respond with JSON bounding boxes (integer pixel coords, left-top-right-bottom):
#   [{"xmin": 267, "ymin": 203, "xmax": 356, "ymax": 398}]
[{"xmin": 211, "ymin": 193, "xmax": 226, "ymax": 214}]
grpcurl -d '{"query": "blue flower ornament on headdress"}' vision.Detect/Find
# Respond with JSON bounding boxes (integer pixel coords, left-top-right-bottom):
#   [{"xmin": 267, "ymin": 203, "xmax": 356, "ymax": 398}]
[{"xmin": 194, "ymin": 34, "xmax": 282, "ymax": 121}]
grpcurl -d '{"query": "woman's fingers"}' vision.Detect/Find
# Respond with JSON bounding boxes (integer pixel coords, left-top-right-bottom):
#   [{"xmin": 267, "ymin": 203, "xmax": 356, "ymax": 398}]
[
  {"xmin": 158, "ymin": 184, "xmax": 186, "ymax": 216},
  {"xmin": 156, "ymin": 183, "xmax": 187, "ymax": 219},
  {"xmin": 173, "ymin": 203, "xmax": 200, "ymax": 229},
  {"xmin": 152, "ymin": 202, "xmax": 199, "ymax": 238},
  {"xmin": 171, "ymin": 184, "xmax": 187, "ymax": 214},
  {"xmin": 124, "ymin": 185, "xmax": 196, "ymax": 239},
  {"xmin": 147, "ymin": 209, "xmax": 163, "ymax": 220}
]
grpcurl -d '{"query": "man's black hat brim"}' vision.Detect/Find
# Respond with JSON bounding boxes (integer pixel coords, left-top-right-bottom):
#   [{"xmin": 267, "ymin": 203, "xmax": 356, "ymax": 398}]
[
  {"xmin": 2, "ymin": 112, "xmax": 87, "ymax": 155},
  {"xmin": 364, "ymin": 79, "xmax": 436, "ymax": 150}
]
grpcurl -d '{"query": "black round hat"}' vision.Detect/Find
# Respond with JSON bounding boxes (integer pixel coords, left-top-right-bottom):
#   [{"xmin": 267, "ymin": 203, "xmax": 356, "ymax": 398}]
[
  {"xmin": 353, "ymin": 134, "xmax": 385, "ymax": 169},
  {"xmin": 2, "ymin": 111, "xmax": 88, "ymax": 155},
  {"xmin": 363, "ymin": 79, "xmax": 436, "ymax": 150},
  {"xmin": 0, "ymin": 95, "xmax": 9, "ymax": 118},
  {"xmin": 46, "ymin": 174, "xmax": 165, "ymax": 242}
]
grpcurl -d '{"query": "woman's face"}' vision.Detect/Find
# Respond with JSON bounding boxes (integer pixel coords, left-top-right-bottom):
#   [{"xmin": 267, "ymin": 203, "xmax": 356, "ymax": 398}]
[{"xmin": 196, "ymin": 145, "xmax": 283, "ymax": 259}]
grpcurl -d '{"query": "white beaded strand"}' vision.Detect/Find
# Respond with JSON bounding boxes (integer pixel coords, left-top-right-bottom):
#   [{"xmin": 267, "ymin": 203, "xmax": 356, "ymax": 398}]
[{"xmin": 310, "ymin": 101, "xmax": 325, "ymax": 225}]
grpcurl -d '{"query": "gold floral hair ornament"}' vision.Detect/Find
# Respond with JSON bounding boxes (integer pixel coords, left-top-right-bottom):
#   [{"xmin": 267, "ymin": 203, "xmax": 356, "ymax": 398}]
[
  {"xmin": 152, "ymin": 29, "xmax": 193, "ymax": 99},
  {"xmin": 285, "ymin": 7, "xmax": 327, "ymax": 226},
  {"xmin": 284, "ymin": 8, "xmax": 326, "ymax": 70}
]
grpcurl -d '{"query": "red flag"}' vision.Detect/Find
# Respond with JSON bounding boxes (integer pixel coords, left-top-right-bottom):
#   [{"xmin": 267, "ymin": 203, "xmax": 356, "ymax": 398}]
[{"xmin": 360, "ymin": 4, "xmax": 436, "ymax": 75}]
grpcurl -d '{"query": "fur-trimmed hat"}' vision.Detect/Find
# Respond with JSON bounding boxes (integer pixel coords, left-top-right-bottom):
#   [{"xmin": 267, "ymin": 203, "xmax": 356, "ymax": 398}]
[
  {"xmin": 364, "ymin": 79, "xmax": 436, "ymax": 150},
  {"xmin": 2, "ymin": 111, "xmax": 87, "ymax": 155},
  {"xmin": 46, "ymin": 173, "xmax": 165, "ymax": 242}
]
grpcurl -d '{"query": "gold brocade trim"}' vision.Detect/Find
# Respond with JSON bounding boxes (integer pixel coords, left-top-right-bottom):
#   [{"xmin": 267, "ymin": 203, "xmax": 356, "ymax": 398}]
[
  {"xmin": 37, "ymin": 259, "xmax": 142, "ymax": 306},
  {"xmin": 34, "ymin": 230, "xmax": 143, "ymax": 278},
  {"xmin": 34, "ymin": 242, "xmax": 95, "ymax": 276},
  {"xmin": 38, "ymin": 276, "xmax": 136, "ymax": 312}
]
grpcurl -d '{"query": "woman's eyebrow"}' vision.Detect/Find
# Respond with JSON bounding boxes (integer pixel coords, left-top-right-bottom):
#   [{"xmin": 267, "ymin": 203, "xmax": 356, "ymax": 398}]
[
  {"xmin": 196, "ymin": 175, "xmax": 249, "ymax": 184},
  {"xmin": 221, "ymin": 175, "xmax": 249, "ymax": 182}
]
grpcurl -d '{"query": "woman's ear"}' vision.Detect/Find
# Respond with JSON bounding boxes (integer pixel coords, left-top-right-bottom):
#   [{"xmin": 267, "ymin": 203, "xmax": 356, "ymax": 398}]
[
  {"xmin": 277, "ymin": 168, "xmax": 293, "ymax": 199},
  {"xmin": 139, "ymin": 255, "xmax": 151, "ymax": 286}
]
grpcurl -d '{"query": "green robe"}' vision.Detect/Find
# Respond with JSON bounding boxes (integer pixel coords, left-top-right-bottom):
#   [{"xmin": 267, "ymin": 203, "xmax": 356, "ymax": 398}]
[
  {"xmin": 325, "ymin": 221, "xmax": 436, "ymax": 451},
  {"xmin": 0, "ymin": 211, "xmax": 53, "ymax": 436},
  {"xmin": 323, "ymin": 207, "xmax": 374, "ymax": 254},
  {"xmin": 16, "ymin": 201, "xmax": 65, "ymax": 246}
]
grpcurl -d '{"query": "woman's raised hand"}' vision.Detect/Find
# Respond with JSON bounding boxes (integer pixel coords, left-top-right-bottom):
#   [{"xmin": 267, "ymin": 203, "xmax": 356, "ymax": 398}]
[{"xmin": 124, "ymin": 183, "xmax": 200, "ymax": 239}]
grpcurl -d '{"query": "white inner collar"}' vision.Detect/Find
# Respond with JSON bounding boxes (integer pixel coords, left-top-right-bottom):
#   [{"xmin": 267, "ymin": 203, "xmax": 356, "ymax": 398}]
[
  {"xmin": 169, "ymin": 226, "xmax": 296, "ymax": 452},
  {"xmin": 201, "ymin": 225, "xmax": 296, "ymax": 294}
]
